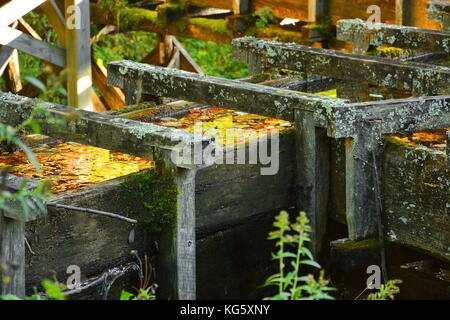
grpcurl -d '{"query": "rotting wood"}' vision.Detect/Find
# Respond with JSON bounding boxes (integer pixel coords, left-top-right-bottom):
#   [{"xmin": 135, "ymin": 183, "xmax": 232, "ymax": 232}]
[
  {"xmin": 337, "ymin": 19, "xmax": 450, "ymax": 54},
  {"xmin": 233, "ymin": 37, "xmax": 450, "ymax": 96}
]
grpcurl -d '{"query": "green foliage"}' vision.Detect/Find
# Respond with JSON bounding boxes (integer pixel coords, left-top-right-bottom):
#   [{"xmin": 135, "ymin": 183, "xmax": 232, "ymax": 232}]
[
  {"xmin": 120, "ymin": 287, "xmax": 156, "ymax": 300},
  {"xmin": 93, "ymin": 31, "xmax": 157, "ymax": 65},
  {"xmin": 262, "ymin": 211, "xmax": 336, "ymax": 300},
  {"xmin": 252, "ymin": 7, "xmax": 277, "ymax": 28},
  {"xmin": 0, "ymin": 279, "xmax": 66, "ymax": 300},
  {"xmin": 98, "ymin": 0, "xmax": 129, "ymax": 12},
  {"xmin": 177, "ymin": 38, "xmax": 248, "ymax": 79},
  {"xmin": 367, "ymin": 280, "xmax": 402, "ymax": 300}
]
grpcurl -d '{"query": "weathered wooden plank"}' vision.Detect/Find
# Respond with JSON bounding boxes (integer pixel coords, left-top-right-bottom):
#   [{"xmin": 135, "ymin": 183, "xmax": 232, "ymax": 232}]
[
  {"xmin": 0, "ymin": 0, "xmax": 46, "ymax": 27},
  {"xmin": 337, "ymin": 19, "xmax": 450, "ymax": 53},
  {"xmin": 295, "ymin": 109, "xmax": 329, "ymax": 257},
  {"xmin": 0, "ymin": 92, "xmax": 214, "ymax": 165},
  {"xmin": 108, "ymin": 60, "xmax": 345, "ymax": 121},
  {"xmin": 65, "ymin": 0, "xmax": 93, "ymax": 110},
  {"xmin": 232, "ymin": 37, "xmax": 450, "ymax": 95},
  {"xmin": 0, "ymin": 26, "xmax": 66, "ymax": 67},
  {"xmin": 427, "ymin": 1, "xmax": 450, "ymax": 31},
  {"xmin": 0, "ymin": 214, "xmax": 25, "ymax": 298},
  {"xmin": 329, "ymin": 96, "xmax": 450, "ymax": 138}
]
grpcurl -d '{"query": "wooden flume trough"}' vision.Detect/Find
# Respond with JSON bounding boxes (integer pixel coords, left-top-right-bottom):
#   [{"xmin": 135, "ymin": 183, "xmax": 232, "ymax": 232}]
[{"xmin": 1, "ymin": 0, "xmax": 450, "ymax": 297}]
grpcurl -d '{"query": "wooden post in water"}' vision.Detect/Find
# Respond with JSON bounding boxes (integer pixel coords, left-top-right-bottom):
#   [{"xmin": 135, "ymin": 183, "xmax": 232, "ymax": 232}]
[{"xmin": 294, "ymin": 109, "xmax": 329, "ymax": 257}]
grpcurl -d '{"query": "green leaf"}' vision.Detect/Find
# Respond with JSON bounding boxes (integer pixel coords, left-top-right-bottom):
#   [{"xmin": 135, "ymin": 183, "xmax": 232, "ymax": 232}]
[
  {"xmin": 14, "ymin": 138, "xmax": 41, "ymax": 173},
  {"xmin": 120, "ymin": 290, "xmax": 135, "ymax": 300},
  {"xmin": 300, "ymin": 259, "xmax": 321, "ymax": 269},
  {"xmin": 25, "ymin": 76, "xmax": 46, "ymax": 92},
  {"xmin": 0, "ymin": 294, "xmax": 21, "ymax": 300}
]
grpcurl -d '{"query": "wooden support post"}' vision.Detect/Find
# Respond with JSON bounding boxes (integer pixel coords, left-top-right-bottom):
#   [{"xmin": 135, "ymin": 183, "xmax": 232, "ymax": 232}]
[
  {"xmin": 64, "ymin": 0, "xmax": 93, "ymax": 110},
  {"xmin": 295, "ymin": 109, "xmax": 329, "ymax": 258},
  {"xmin": 344, "ymin": 123, "xmax": 379, "ymax": 240},
  {"xmin": 123, "ymin": 79, "xmax": 143, "ymax": 106},
  {"xmin": 0, "ymin": 213, "xmax": 25, "ymax": 298},
  {"xmin": 155, "ymin": 151, "xmax": 197, "ymax": 300}
]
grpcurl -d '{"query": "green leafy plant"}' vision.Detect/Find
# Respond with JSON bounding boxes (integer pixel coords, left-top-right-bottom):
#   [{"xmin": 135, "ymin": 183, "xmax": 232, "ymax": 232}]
[
  {"xmin": 120, "ymin": 251, "xmax": 157, "ymax": 300},
  {"xmin": 262, "ymin": 211, "xmax": 336, "ymax": 300},
  {"xmin": 252, "ymin": 7, "xmax": 277, "ymax": 28},
  {"xmin": 1, "ymin": 279, "xmax": 66, "ymax": 300},
  {"xmin": 367, "ymin": 280, "xmax": 402, "ymax": 300}
]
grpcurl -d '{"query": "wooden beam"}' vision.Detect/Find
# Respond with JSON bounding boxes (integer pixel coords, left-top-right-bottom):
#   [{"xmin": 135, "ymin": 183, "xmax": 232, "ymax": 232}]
[
  {"xmin": 0, "ymin": 26, "xmax": 66, "ymax": 67},
  {"xmin": 233, "ymin": 37, "xmax": 450, "ymax": 95},
  {"xmin": 107, "ymin": 60, "xmax": 344, "ymax": 121},
  {"xmin": 65, "ymin": 0, "xmax": 93, "ymax": 110},
  {"xmin": 0, "ymin": 92, "xmax": 214, "ymax": 166},
  {"xmin": 337, "ymin": 19, "xmax": 450, "ymax": 54},
  {"xmin": 0, "ymin": 0, "xmax": 47, "ymax": 27},
  {"xmin": 329, "ymin": 96, "xmax": 450, "ymax": 138}
]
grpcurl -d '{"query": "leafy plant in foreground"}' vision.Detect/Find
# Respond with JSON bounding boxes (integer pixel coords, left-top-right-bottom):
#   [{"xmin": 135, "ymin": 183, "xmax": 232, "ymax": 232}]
[
  {"xmin": 262, "ymin": 211, "xmax": 336, "ymax": 300},
  {"xmin": 367, "ymin": 280, "xmax": 402, "ymax": 300}
]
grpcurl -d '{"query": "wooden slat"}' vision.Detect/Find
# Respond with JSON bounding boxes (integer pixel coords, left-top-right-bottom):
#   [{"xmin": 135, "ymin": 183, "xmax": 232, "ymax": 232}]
[
  {"xmin": 0, "ymin": 0, "xmax": 47, "ymax": 27},
  {"xmin": 65, "ymin": 0, "xmax": 93, "ymax": 110},
  {"xmin": 337, "ymin": 19, "xmax": 450, "ymax": 53},
  {"xmin": 0, "ymin": 26, "xmax": 66, "ymax": 67},
  {"xmin": 107, "ymin": 60, "xmax": 344, "ymax": 121},
  {"xmin": 233, "ymin": 37, "xmax": 450, "ymax": 95}
]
